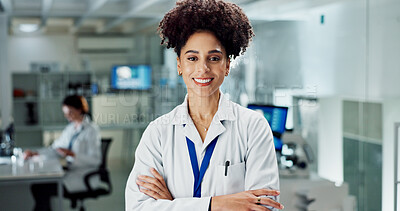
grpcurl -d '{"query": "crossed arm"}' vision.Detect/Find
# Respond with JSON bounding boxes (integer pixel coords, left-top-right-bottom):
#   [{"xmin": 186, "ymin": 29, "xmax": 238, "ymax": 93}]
[
  {"xmin": 136, "ymin": 167, "xmax": 283, "ymax": 211},
  {"xmin": 127, "ymin": 117, "xmax": 283, "ymax": 210}
]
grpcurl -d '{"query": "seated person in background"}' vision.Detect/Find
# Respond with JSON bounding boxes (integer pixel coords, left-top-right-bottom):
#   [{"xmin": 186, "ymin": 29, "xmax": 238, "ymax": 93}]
[{"xmin": 24, "ymin": 95, "xmax": 101, "ymax": 211}]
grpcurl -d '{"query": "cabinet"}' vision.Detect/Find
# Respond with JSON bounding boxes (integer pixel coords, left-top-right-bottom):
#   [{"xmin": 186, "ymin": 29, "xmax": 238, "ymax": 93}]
[
  {"xmin": 342, "ymin": 100, "xmax": 382, "ymax": 211},
  {"xmin": 12, "ymin": 72, "xmax": 92, "ymax": 147}
]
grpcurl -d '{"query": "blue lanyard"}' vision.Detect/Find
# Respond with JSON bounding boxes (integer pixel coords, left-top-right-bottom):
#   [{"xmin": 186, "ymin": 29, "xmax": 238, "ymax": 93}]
[
  {"xmin": 68, "ymin": 127, "xmax": 83, "ymax": 150},
  {"xmin": 186, "ymin": 136, "xmax": 219, "ymax": 197}
]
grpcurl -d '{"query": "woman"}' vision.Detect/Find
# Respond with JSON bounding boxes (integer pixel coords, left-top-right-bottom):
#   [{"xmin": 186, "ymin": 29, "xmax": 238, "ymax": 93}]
[
  {"xmin": 126, "ymin": 0, "xmax": 283, "ymax": 210},
  {"xmin": 24, "ymin": 95, "xmax": 101, "ymax": 211}
]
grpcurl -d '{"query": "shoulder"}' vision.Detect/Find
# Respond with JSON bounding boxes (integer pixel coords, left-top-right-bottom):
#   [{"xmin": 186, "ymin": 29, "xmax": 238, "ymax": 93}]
[
  {"xmin": 64, "ymin": 122, "xmax": 75, "ymax": 130},
  {"xmin": 151, "ymin": 104, "xmax": 185, "ymax": 128},
  {"xmin": 142, "ymin": 105, "xmax": 180, "ymax": 133},
  {"xmin": 83, "ymin": 120, "xmax": 100, "ymax": 136},
  {"xmin": 87, "ymin": 120, "xmax": 99, "ymax": 130},
  {"xmin": 61, "ymin": 122, "xmax": 75, "ymax": 134},
  {"xmin": 140, "ymin": 104, "xmax": 185, "ymax": 146},
  {"xmin": 228, "ymin": 101, "xmax": 271, "ymax": 138},
  {"xmin": 230, "ymin": 101, "xmax": 268, "ymax": 126}
]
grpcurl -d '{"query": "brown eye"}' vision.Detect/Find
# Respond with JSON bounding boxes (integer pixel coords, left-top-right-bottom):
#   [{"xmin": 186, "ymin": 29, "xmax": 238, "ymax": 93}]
[
  {"xmin": 187, "ymin": 57, "xmax": 197, "ymax": 61},
  {"xmin": 209, "ymin": 56, "xmax": 220, "ymax": 61}
]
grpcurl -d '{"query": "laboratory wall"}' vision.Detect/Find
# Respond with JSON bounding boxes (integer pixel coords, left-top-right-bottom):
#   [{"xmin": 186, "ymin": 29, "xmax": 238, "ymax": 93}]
[
  {"xmin": 368, "ymin": 0, "xmax": 400, "ymax": 99},
  {"xmin": 244, "ymin": 0, "xmax": 400, "ymax": 210},
  {"xmin": 0, "ymin": 14, "xmax": 11, "ymax": 130},
  {"xmin": 8, "ymin": 35, "xmax": 79, "ymax": 72},
  {"xmin": 247, "ymin": 0, "xmax": 369, "ymax": 183},
  {"xmin": 7, "ymin": 32, "xmax": 163, "ymax": 163},
  {"xmin": 2, "ymin": 0, "xmax": 400, "ymax": 210},
  {"xmin": 8, "ymin": 33, "xmax": 163, "ymax": 73}
]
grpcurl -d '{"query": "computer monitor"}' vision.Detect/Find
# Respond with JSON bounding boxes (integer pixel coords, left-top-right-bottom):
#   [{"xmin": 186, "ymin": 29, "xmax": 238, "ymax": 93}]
[
  {"xmin": 111, "ymin": 65, "xmax": 151, "ymax": 90},
  {"xmin": 247, "ymin": 104, "xmax": 289, "ymax": 151}
]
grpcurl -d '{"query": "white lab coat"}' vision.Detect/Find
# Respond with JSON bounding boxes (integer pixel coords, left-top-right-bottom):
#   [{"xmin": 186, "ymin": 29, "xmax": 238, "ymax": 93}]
[
  {"xmin": 125, "ymin": 92, "xmax": 279, "ymax": 211},
  {"xmin": 41, "ymin": 115, "xmax": 101, "ymax": 193}
]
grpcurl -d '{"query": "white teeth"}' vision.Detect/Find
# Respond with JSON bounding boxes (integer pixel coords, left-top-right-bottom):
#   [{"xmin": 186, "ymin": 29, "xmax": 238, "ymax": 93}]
[{"xmin": 194, "ymin": 78, "xmax": 212, "ymax": 83}]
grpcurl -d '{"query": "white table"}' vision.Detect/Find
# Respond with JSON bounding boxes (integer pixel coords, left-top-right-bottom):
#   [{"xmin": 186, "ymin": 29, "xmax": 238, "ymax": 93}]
[
  {"xmin": 0, "ymin": 156, "xmax": 65, "ymax": 211},
  {"xmin": 279, "ymin": 173, "xmax": 355, "ymax": 211}
]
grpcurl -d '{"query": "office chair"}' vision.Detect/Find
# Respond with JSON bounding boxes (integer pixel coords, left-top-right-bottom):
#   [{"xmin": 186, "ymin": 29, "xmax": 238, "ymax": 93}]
[{"xmin": 64, "ymin": 138, "xmax": 113, "ymax": 211}]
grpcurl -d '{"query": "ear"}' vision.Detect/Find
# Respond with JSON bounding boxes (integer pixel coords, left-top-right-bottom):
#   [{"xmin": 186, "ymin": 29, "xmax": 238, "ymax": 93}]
[
  {"xmin": 177, "ymin": 57, "xmax": 182, "ymax": 75},
  {"xmin": 225, "ymin": 59, "xmax": 231, "ymax": 76}
]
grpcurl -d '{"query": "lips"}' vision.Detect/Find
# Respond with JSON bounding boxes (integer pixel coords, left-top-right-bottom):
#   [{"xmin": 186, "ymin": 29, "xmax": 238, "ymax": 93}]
[{"xmin": 193, "ymin": 78, "xmax": 213, "ymax": 86}]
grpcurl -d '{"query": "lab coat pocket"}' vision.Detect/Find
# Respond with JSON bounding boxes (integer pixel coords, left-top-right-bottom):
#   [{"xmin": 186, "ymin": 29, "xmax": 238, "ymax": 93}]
[{"xmin": 217, "ymin": 162, "xmax": 245, "ymax": 195}]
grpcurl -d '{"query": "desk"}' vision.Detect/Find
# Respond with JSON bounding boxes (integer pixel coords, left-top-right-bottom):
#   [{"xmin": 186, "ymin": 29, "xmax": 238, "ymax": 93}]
[
  {"xmin": 279, "ymin": 173, "xmax": 355, "ymax": 211},
  {"xmin": 0, "ymin": 157, "xmax": 65, "ymax": 211}
]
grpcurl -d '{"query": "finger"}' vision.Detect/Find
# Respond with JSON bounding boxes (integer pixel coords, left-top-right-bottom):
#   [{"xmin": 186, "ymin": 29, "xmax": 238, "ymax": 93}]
[
  {"xmin": 23, "ymin": 153, "xmax": 29, "ymax": 160},
  {"xmin": 136, "ymin": 179, "xmax": 161, "ymax": 194},
  {"xmin": 250, "ymin": 189, "xmax": 280, "ymax": 197},
  {"xmin": 249, "ymin": 204, "xmax": 270, "ymax": 211},
  {"xmin": 138, "ymin": 175, "xmax": 164, "ymax": 190},
  {"xmin": 150, "ymin": 168, "xmax": 168, "ymax": 188},
  {"xmin": 136, "ymin": 179, "xmax": 170, "ymax": 200},
  {"xmin": 56, "ymin": 149, "xmax": 64, "ymax": 155},
  {"xmin": 138, "ymin": 186, "xmax": 160, "ymax": 199},
  {"xmin": 65, "ymin": 150, "xmax": 74, "ymax": 156},
  {"xmin": 259, "ymin": 197, "xmax": 284, "ymax": 210},
  {"xmin": 137, "ymin": 175, "xmax": 172, "ymax": 199}
]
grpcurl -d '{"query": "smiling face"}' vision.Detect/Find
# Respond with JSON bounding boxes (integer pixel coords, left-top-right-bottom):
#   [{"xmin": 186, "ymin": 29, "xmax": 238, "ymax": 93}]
[{"xmin": 177, "ymin": 31, "xmax": 230, "ymax": 98}]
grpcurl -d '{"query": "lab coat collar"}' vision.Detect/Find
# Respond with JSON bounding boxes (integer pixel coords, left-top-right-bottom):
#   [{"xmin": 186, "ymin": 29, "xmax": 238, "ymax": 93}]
[
  {"xmin": 73, "ymin": 115, "xmax": 91, "ymax": 132},
  {"xmin": 170, "ymin": 91, "xmax": 236, "ymax": 125},
  {"xmin": 172, "ymin": 92, "xmax": 235, "ymax": 150}
]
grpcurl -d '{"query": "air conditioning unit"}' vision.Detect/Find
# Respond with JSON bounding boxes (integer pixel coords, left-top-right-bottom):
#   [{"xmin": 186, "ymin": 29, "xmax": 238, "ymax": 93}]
[{"xmin": 77, "ymin": 37, "xmax": 134, "ymax": 53}]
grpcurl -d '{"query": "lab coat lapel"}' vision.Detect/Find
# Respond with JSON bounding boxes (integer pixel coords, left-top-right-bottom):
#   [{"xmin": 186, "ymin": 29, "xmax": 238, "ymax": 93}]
[
  {"xmin": 201, "ymin": 92, "xmax": 235, "ymax": 152},
  {"xmin": 201, "ymin": 120, "xmax": 226, "ymax": 152},
  {"xmin": 171, "ymin": 96, "xmax": 203, "ymax": 146},
  {"xmin": 173, "ymin": 92, "xmax": 236, "ymax": 150},
  {"xmin": 182, "ymin": 121, "xmax": 203, "ymax": 146}
]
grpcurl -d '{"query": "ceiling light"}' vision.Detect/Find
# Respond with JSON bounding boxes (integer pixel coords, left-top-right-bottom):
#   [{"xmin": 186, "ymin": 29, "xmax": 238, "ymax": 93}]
[{"xmin": 18, "ymin": 24, "xmax": 40, "ymax": 33}]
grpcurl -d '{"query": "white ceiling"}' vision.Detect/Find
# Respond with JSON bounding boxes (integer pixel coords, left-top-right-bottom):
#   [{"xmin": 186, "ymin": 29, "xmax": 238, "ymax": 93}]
[{"xmin": 0, "ymin": 0, "xmax": 340, "ymax": 35}]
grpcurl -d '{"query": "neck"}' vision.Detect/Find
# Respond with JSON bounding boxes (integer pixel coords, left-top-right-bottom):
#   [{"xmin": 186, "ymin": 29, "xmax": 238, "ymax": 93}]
[
  {"xmin": 74, "ymin": 115, "xmax": 84, "ymax": 127},
  {"xmin": 187, "ymin": 91, "xmax": 220, "ymax": 121}
]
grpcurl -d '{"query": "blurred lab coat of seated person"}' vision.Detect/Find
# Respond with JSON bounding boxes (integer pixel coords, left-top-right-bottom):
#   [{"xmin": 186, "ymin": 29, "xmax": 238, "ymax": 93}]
[{"xmin": 24, "ymin": 95, "xmax": 101, "ymax": 211}]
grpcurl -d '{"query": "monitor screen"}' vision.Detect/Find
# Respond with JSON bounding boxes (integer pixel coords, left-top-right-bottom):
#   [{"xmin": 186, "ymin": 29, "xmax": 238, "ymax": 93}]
[
  {"xmin": 247, "ymin": 104, "xmax": 289, "ymax": 150},
  {"xmin": 111, "ymin": 65, "xmax": 151, "ymax": 90}
]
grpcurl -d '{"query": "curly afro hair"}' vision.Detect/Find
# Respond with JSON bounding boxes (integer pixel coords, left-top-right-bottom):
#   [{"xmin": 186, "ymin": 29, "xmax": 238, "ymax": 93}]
[{"xmin": 158, "ymin": 0, "xmax": 254, "ymax": 60}]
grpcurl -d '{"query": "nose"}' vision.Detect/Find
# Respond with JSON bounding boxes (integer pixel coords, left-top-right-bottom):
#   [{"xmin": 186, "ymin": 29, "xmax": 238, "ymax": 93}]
[{"xmin": 196, "ymin": 60, "xmax": 210, "ymax": 73}]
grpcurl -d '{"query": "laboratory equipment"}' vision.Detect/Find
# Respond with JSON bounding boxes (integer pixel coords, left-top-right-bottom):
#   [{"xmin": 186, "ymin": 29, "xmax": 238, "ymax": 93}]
[
  {"xmin": 247, "ymin": 104, "xmax": 288, "ymax": 151},
  {"xmin": 110, "ymin": 65, "xmax": 152, "ymax": 90}
]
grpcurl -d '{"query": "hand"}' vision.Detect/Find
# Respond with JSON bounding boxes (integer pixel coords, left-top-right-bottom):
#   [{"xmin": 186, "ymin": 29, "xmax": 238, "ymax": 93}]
[
  {"xmin": 23, "ymin": 150, "xmax": 38, "ymax": 160},
  {"xmin": 211, "ymin": 189, "xmax": 283, "ymax": 211},
  {"xmin": 136, "ymin": 168, "xmax": 174, "ymax": 200},
  {"xmin": 56, "ymin": 148, "xmax": 75, "ymax": 158}
]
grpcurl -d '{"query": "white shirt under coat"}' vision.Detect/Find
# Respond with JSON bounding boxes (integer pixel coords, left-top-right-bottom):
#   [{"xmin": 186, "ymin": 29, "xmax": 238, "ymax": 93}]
[
  {"xmin": 125, "ymin": 92, "xmax": 280, "ymax": 210},
  {"xmin": 41, "ymin": 115, "xmax": 101, "ymax": 193}
]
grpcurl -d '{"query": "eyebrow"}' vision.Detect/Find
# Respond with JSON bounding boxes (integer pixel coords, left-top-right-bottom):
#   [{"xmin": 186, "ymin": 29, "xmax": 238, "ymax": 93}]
[
  {"xmin": 184, "ymin": 49, "xmax": 223, "ymax": 55},
  {"xmin": 208, "ymin": 50, "xmax": 223, "ymax": 55},
  {"xmin": 184, "ymin": 50, "xmax": 199, "ymax": 54}
]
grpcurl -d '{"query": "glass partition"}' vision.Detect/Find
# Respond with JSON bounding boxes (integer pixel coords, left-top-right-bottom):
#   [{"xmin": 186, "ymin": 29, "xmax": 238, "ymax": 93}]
[{"xmin": 222, "ymin": 0, "xmax": 400, "ymax": 210}]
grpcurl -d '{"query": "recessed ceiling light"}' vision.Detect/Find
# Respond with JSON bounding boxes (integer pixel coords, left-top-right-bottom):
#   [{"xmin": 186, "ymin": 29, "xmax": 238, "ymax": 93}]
[{"xmin": 18, "ymin": 24, "xmax": 40, "ymax": 33}]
